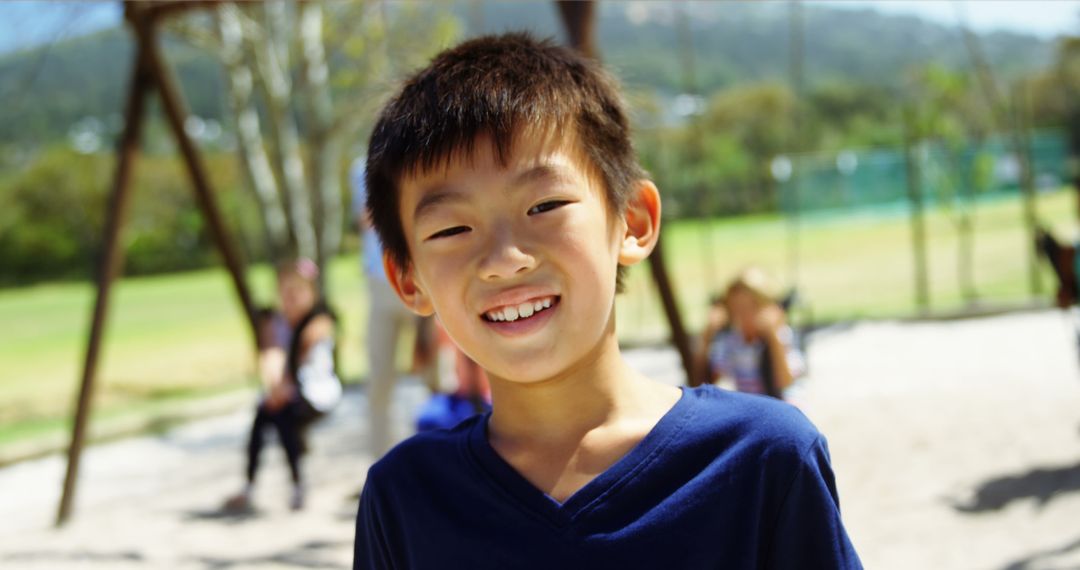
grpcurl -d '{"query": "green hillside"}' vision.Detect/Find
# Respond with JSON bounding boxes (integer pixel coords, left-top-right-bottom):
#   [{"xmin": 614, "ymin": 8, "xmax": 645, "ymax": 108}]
[{"xmin": 0, "ymin": 2, "xmax": 1055, "ymax": 154}]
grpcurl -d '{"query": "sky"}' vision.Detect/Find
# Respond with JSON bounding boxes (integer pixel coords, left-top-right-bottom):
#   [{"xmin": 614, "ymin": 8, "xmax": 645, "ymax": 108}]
[
  {"xmin": 0, "ymin": 1, "xmax": 121, "ymax": 56},
  {"xmin": 820, "ymin": 0, "xmax": 1079, "ymax": 39},
  {"xmin": 0, "ymin": 1, "xmax": 1077, "ymax": 56}
]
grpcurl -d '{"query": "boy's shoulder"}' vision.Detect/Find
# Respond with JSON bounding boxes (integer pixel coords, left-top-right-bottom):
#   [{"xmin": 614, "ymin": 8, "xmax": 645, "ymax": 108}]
[
  {"xmin": 365, "ymin": 414, "xmax": 482, "ymax": 485},
  {"xmin": 364, "ymin": 386, "xmax": 824, "ymax": 492},
  {"xmin": 683, "ymin": 384, "xmax": 824, "ymax": 462}
]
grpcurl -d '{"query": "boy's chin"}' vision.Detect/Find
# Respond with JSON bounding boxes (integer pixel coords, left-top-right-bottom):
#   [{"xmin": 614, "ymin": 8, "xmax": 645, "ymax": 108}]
[{"xmin": 482, "ymin": 359, "xmax": 569, "ymax": 387}]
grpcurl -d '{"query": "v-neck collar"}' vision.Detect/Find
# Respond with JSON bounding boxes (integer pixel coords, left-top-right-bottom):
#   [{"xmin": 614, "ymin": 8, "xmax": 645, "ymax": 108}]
[{"xmin": 464, "ymin": 386, "xmax": 696, "ymax": 529}]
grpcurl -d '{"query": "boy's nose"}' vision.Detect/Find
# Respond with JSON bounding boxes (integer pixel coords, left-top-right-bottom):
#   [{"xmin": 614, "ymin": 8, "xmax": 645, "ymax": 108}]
[{"xmin": 477, "ymin": 224, "xmax": 536, "ymax": 281}]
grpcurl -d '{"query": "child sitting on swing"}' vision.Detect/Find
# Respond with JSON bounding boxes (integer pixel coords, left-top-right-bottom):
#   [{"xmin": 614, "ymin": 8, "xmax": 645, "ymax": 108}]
[
  {"xmin": 225, "ymin": 259, "xmax": 341, "ymax": 512},
  {"xmin": 698, "ymin": 267, "xmax": 806, "ymax": 400}
]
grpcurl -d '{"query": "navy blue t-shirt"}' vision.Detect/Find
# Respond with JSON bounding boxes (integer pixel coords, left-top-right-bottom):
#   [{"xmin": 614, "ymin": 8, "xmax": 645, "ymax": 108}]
[{"xmin": 354, "ymin": 385, "xmax": 861, "ymax": 569}]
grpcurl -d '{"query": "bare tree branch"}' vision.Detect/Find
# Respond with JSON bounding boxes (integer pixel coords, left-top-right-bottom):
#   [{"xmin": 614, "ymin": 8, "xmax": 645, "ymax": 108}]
[
  {"xmin": 215, "ymin": 4, "xmax": 289, "ymax": 259},
  {"xmin": 298, "ymin": 1, "xmax": 343, "ymax": 282}
]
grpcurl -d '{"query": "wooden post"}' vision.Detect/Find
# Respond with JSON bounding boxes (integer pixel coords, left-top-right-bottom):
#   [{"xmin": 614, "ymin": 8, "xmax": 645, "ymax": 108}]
[
  {"xmin": 57, "ymin": 19, "xmax": 152, "ymax": 527},
  {"xmin": 58, "ymin": 0, "xmax": 256, "ymax": 525},
  {"xmin": 556, "ymin": 1, "xmax": 597, "ymax": 59},
  {"xmin": 649, "ymin": 235, "xmax": 698, "ymax": 386},
  {"xmin": 555, "ymin": 0, "xmax": 695, "ymax": 384},
  {"xmin": 144, "ymin": 25, "xmax": 259, "ymax": 340}
]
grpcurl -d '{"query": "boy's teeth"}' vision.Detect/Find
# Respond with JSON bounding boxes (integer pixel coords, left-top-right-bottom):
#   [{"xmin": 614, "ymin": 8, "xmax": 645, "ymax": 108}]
[{"xmin": 486, "ymin": 296, "xmax": 557, "ymax": 322}]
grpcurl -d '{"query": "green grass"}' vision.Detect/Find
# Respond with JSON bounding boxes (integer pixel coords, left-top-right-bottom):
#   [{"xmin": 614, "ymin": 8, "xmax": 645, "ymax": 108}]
[
  {"xmin": 617, "ymin": 188, "xmax": 1075, "ymax": 338},
  {"xmin": 0, "ymin": 188, "xmax": 1074, "ymax": 454}
]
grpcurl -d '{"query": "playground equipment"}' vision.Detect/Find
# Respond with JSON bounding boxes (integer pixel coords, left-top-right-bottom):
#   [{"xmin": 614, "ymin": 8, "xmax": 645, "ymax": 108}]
[{"xmin": 56, "ymin": 0, "xmax": 696, "ymax": 526}]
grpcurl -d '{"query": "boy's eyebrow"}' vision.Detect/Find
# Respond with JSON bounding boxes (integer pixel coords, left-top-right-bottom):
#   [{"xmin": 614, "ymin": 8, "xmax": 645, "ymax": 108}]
[
  {"xmin": 413, "ymin": 188, "xmax": 466, "ymax": 222},
  {"xmin": 511, "ymin": 163, "xmax": 574, "ymax": 188},
  {"xmin": 413, "ymin": 163, "xmax": 575, "ymax": 223}
]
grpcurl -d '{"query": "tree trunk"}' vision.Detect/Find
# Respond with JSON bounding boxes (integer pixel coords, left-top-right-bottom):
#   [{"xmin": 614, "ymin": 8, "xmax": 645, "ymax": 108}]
[
  {"xmin": 958, "ymin": 21, "xmax": 1042, "ymax": 296},
  {"xmin": 298, "ymin": 2, "xmax": 344, "ymax": 290},
  {"xmin": 216, "ymin": 5, "xmax": 289, "ymax": 260},
  {"xmin": 945, "ymin": 146, "xmax": 978, "ymax": 303},
  {"xmin": 902, "ymin": 107, "xmax": 931, "ymax": 313},
  {"xmin": 252, "ymin": 1, "xmax": 317, "ymax": 262}
]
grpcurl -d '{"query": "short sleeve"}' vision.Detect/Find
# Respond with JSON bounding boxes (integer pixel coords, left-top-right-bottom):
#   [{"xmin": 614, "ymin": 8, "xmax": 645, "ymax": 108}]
[
  {"xmin": 765, "ymin": 437, "xmax": 862, "ymax": 569},
  {"xmin": 354, "ymin": 474, "xmax": 398, "ymax": 570}
]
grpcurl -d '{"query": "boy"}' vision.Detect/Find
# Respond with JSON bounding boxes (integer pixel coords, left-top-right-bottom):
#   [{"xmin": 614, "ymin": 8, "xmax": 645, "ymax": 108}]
[{"xmin": 355, "ymin": 33, "xmax": 861, "ymax": 569}]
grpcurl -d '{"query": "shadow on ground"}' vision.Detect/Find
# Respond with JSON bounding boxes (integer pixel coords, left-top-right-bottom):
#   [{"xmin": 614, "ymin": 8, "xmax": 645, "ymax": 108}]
[
  {"xmin": 950, "ymin": 459, "xmax": 1080, "ymax": 513},
  {"xmin": 3, "ymin": 549, "xmax": 145, "ymax": 564},
  {"xmin": 182, "ymin": 508, "xmax": 263, "ymax": 526},
  {"xmin": 1000, "ymin": 534, "xmax": 1080, "ymax": 570},
  {"xmin": 189, "ymin": 539, "xmax": 349, "ymax": 569}
]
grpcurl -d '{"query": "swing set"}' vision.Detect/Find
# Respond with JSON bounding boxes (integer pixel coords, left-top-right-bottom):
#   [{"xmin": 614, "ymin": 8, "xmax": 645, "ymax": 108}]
[{"xmin": 55, "ymin": 0, "xmax": 696, "ymax": 526}]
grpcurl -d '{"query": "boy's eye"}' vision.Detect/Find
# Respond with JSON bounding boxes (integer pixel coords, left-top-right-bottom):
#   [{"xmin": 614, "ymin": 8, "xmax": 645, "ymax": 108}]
[
  {"xmin": 527, "ymin": 200, "xmax": 571, "ymax": 216},
  {"xmin": 426, "ymin": 226, "xmax": 470, "ymax": 241}
]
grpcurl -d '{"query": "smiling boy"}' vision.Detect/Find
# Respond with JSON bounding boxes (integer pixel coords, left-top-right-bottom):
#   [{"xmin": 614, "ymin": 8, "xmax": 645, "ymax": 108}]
[{"xmin": 354, "ymin": 33, "xmax": 861, "ymax": 569}]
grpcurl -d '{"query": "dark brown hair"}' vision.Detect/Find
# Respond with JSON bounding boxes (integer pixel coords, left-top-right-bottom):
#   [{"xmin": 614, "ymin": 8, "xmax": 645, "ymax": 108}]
[{"xmin": 365, "ymin": 32, "xmax": 645, "ymax": 272}]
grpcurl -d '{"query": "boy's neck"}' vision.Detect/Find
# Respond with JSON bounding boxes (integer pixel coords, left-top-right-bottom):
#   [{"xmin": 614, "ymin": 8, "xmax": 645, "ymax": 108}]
[{"xmin": 485, "ymin": 328, "xmax": 673, "ymax": 446}]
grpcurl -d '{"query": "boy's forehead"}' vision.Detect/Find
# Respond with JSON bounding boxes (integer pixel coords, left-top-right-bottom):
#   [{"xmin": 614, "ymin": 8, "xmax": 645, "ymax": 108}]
[
  {"xmin": 410, "ymin": 128, "xmax": 582, "ymax": 176},
  {"xmin": 398, "ymin": 130, "xmax": 600, "ymax": 212}
]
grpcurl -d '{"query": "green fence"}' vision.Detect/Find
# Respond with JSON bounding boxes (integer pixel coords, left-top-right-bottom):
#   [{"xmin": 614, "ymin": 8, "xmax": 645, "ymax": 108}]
[
  {"xmin": 612, "ymin": 129, "xmax": 1075, "ymax": 343},
  {"xmin": 778, "ymin": 129, "xmax": 1069, "ymax": 215}
]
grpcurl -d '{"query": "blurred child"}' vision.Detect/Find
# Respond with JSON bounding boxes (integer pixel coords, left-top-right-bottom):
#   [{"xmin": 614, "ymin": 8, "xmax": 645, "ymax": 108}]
[
  {"xmin": 224, "ymin": 259, "xmax": 341, "ymax": 512},
  {"xmin": 1036, "ymin": 227, "xmax": 1080, "ymax": 362},
  {"xmin": 415, "ymin": 320, "xmax": 491, "ymax": 432},
  {"xmin": 1036, "ymin": 227, "xmax": 1078, "ymax": 308},
  {"xmin": 698, "ymin": 267, "xmax": 806, "ymax": 400}
]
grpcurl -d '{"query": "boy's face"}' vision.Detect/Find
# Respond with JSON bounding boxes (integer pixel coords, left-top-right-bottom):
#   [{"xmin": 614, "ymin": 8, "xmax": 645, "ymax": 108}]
[{"xmin": 387, "ymin": 132, "xmax": 658, "ymax": 384}]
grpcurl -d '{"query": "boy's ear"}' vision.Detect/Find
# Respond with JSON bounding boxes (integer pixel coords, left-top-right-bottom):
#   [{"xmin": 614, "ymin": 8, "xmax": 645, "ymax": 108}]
[
  {"xmin": 618, "ymin": 179, "xmax": 662, "ymax": 266},
  {"xmin": 383, "ymin": 253, "xmax": 435, "ymax": 316}
]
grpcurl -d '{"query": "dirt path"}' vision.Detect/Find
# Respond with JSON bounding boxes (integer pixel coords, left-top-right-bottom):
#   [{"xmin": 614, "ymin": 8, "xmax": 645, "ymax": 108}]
[
  {"xmin": 1, "ymin": 310, "xmax": 1078, "ymax": 569},
  {"xmin": 805, "ymin": 310, "xmax": 1080, "ymax": 570}
]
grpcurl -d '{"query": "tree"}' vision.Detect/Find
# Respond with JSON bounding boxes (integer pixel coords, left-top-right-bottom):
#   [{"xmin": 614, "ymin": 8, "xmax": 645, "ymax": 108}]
[
  {"xmin": 171, "ymin": 2, "xmax": 459, "ymax": 287},
  {"xmin": 1027, "ymin": 36, "xmax": 1080, "ymax": 218},
  {"xmin": 908, "ymin": 63, "xmax": 994, "ymax": 303}
]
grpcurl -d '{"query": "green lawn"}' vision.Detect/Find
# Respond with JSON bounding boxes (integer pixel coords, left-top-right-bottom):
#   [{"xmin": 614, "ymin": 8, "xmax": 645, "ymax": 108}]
[
  {"xmin": 0, "ymin": 188, "xmax": 1074, "ymax": 454},
  {"xmin": 617, "ymin": 188, "xmax": 1075, "ymax": 337}
]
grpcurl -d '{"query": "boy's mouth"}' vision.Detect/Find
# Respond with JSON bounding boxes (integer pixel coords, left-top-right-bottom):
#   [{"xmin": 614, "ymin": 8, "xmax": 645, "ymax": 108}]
[{"xmin": 481, "ymin": 295, "xmax": 559, "ymax": 323}]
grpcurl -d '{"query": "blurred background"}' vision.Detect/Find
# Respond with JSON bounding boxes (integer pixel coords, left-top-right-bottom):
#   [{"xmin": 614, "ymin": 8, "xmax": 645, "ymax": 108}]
[{"xmin": 0, "ymin": 1, "xmax": 1078, "ymax": 569}]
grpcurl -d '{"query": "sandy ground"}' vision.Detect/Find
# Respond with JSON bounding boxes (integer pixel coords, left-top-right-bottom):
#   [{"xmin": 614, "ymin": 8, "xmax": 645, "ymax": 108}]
[{"xmin": 0, "ymin": 309, "xmax": 1078, "ymax": 569}]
